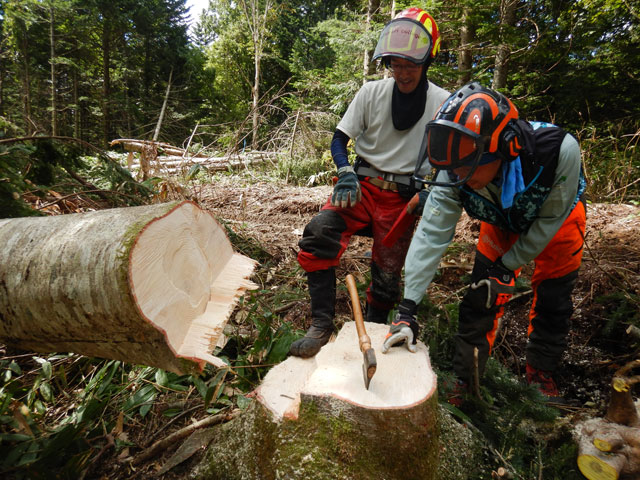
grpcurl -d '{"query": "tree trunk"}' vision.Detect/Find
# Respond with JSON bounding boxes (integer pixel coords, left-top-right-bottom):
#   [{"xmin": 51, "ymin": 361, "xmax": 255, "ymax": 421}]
[
  {"xmin": 0, "ymin": 201, "xmax": 257, "ymax": 375},
  {"xmin": 457, "ymin": 7, "xmax": 474, "ymax": 86},
  {"xmin": 18, "ymin": 20, "xmax": 34, "ymax": 133},
  {"xmin": 492, "ymin": 0, "xmax": 519, "ymax": 89},
  {"xmin": 239, "ymin": 0, "xmax": 274, "ymax": 150},
  {"xmin": 153, "ymin": 68, "xmax": 173, "ymax": 142},
  {"xmin": 102, "ymin": 20, "xmax": 112, "ymax": 148},
  {"xmin": 72, "ymin": 38, "xmax": 80, "ymax": 139},
  {"xmin": 193, "ymin": 322, "xmax": 483, "ymax": 480},
  {"xmin": 362, "ymin": 0, "xmax": 380, "ymax": 84},
  {"xmin": 49, "ymin": 5, "xmax": 57, "ymax": 136}
]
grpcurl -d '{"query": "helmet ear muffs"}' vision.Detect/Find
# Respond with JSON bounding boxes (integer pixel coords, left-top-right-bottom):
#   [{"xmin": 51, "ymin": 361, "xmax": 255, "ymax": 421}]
[{"xmin": 499, "ymin": 124, "xmax": 522, "ymax": 162}]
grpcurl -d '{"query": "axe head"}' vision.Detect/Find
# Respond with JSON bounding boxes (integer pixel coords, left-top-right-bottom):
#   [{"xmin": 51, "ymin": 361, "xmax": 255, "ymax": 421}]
[{"xmin": 362, "ymin": 347, "xmax": 377, "ymax": 389}]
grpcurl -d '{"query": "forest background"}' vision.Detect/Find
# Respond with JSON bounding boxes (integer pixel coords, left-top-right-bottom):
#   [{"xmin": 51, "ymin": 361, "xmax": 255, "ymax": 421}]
[
  {"xmin": 1, "ymin": 0, "xmax": 639, "ymax": 211},
  {"xmin": 0, "ymin": 0, "xmax": 639, "ymax": 479}
]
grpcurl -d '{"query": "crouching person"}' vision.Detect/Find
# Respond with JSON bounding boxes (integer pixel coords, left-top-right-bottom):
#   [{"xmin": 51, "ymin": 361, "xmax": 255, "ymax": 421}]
[{"xmin": 386, "ymin": 82, "xmax": 586, "ymax": 404}]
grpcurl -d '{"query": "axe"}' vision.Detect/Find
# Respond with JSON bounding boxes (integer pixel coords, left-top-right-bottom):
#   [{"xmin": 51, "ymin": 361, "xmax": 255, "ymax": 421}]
[{"xmin": 345, "ymin": 274, "xmax": 377, "ymax": 389}]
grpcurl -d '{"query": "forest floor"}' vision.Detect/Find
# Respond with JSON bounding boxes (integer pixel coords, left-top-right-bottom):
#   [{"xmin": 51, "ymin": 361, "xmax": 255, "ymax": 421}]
[{"xmin": 4, "ymin": 175, "xmax": 640, "ymax": 479}]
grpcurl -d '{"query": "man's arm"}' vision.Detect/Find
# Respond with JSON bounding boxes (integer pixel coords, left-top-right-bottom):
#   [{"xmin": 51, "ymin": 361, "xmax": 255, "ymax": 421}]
[
  {"xmin": 331, "ymin": 129, "xmax": 351, "ymax": 169},
  {"xmin": 501, "ymin": 134, "xmax": 582, "ymax": 271},
  {"xmin": 404, "ymin": 171, "xmax": 463, "ymax": 304}
]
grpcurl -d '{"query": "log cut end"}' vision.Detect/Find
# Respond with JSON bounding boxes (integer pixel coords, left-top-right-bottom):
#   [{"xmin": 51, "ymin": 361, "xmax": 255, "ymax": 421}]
[
  {"xmin": 129, "ymin": 201, "xmax": 257, "ymax": 370},
  {"xmin": 577, "ymin": 452, "xmax": 622, "ymax": 480},
  {"xmin": 0, "ymin": 201, "xmax": 256, "ymax": 375},
  {"xmin": 256, "ymin": 321, "xmax": 437, "ymax": 421}
]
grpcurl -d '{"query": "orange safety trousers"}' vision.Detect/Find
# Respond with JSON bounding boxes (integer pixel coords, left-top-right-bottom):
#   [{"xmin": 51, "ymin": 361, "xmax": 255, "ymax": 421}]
[{"xmin": 453, "ymin": 200, "xmax": 586, "ymax": 381}]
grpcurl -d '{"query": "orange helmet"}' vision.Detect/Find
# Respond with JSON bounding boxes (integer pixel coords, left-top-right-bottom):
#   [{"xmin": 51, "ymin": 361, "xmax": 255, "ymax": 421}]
[
  {"xmin": 372, "ymin": 7, "xmax": 441, "ymax": 65},
  {"xmin": 412, "ymin": 82, "xmax": 521, "ymax": 187}
]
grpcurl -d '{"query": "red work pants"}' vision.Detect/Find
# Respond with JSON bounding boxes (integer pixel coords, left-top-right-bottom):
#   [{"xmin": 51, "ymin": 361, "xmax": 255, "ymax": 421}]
[{"xmin": 297, "ymin": 180, "xmax": 415, "ymax": 310}]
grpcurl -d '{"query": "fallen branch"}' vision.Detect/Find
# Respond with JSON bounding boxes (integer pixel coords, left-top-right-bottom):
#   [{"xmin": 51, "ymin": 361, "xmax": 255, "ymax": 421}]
[{"xmin": 131, "ymin": 409, "xmax": 240, "ymax": 465}]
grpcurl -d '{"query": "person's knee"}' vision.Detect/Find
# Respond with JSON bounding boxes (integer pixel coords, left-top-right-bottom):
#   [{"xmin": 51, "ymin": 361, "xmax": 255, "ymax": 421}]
[{"xmin": 298, "ymin": 210, "xmax": 346, "ymax": 259}]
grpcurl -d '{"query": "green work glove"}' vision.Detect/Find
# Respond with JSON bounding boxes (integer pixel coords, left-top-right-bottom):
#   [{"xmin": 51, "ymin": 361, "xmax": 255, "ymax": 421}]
[{"xmin": 331, "ymin": 166, "xmax": 361, "ymax": 208}]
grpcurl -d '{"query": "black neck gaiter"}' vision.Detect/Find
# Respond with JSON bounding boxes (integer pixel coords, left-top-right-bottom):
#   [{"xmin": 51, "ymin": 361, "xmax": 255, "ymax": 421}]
[{"xmin": 391, "ymin": 68, "xmax": 429, "ymax": 131}]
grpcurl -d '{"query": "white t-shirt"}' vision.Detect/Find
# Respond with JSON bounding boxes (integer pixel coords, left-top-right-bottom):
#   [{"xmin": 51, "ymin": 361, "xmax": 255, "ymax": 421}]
[{"xmin": 337, "ymin": 77, "xmax": 450, "ymax": 175}]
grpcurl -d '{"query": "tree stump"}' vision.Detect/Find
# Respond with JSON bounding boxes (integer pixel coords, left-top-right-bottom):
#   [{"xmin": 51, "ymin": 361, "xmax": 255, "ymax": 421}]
[
  {"xmin": 193, "ymin": 322, "xmax": 483, "ymax": 480},
  {"xmin": 0, "ymin": 201, "xmax": 256, "ymax": 374},
  {"xmin": 575, "ymin": 360, "xmax": 640, "ymax": 480}
]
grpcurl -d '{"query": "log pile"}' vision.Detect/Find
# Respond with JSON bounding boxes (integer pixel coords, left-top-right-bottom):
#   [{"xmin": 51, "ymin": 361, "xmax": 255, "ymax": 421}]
[
  {"xmin": 0, "ymin": 201, "xmax": 257, "ymax": 374},
  {"xmin": 192, "ymin": 322, "xmax": 484, "ymax": 480},
  {"xmin": 575, "ymin": 360, "xmax": 640, "ymax": 480},
  {"xmin": 110, "ymin": 138, "xmax": 278, "ymax": 177}
]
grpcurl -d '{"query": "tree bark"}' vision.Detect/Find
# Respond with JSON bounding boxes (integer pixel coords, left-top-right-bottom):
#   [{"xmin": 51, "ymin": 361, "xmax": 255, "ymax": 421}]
[
  {"xmin": 49, "ymin": 5, "xmax": 57, "ymax": 136},
  {"xmin": 101, "ymin": 18, "xmax": 112, "ymax": 148},
  {"xmin": 0, "ymin": 201, "xmax": 256, "ymax": 374},
  {"xmin": 362, "ymin": 0, "xmax": 380, "ymax": 84},
  {"xmin": 492, "ymin": 0, "xmax": 519, "ymax": 89},
  {"xmin": 457, "ymin": 7, "xmax": 474, "ymax": 86},
  {"xmin": 193, "ymin": 322, "xmax": 483, "ymax": 480}
]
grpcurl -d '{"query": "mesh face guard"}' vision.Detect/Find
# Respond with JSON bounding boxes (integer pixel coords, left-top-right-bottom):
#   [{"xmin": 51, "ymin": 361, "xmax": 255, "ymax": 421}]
[{"xmin": 372, "ymin": 18, "xmax": 434, "ymax": 64}]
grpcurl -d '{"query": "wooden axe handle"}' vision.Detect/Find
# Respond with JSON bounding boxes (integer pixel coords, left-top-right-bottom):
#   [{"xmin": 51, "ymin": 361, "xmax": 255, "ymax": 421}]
[{"xmin": 345, "ymin": 274, "xmax": 371, "ymax": 352}]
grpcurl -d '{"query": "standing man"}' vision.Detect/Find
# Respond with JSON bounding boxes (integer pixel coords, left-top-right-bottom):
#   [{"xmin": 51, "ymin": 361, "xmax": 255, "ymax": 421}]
[
  {"xmin": 385, "ymin": 82, "xmax": 586, "ymax": 402},
  {"xmin": 289, "ymin": 8, "xmax": 450, "ymax": 358}
]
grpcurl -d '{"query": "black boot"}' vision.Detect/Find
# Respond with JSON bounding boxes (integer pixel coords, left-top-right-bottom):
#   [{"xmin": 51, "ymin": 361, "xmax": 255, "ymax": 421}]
[
  {"xmin": 289, "ymin": 268, "xmax": 336, "ymax": 358},
  {"xmin": 365, "ymin": 303, "xmax": 390, "ymax": 324}
]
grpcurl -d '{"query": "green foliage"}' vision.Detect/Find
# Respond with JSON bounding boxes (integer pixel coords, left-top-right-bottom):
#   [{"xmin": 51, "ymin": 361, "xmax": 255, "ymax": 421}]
[
  {"xmin": 0, "ymin": 354, "xmax": 248, "ymax": 478},
  {"xmin": 0, "ymin": 138, "xmax": 153, "ymax": 218},
  {"xmin": 595, "ymin": 290, "xmax": 640, "ymax": 339},
  {"xmin": 0, "ymin": 142, "xmax": 42, "ymax": 218}
]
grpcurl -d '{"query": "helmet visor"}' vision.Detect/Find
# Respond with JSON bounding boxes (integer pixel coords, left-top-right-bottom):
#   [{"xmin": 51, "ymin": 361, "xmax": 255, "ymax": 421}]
[
  {"xmin": 372, "ymin": 19, "xmax": 433, "ymax": 64},
  {"xmin": 426, "ymin": 120, "xmax": 484, "ymax": 170}
]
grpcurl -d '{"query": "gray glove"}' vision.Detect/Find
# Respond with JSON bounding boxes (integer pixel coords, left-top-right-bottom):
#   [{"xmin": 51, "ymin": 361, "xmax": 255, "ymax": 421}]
[
  {"xmin": 331, "ymin": 166, "xmax": 361, "ymax": 208},
  {"xmin": 382, "ymin": 299, "xmax": 420, "ymax": 354}
]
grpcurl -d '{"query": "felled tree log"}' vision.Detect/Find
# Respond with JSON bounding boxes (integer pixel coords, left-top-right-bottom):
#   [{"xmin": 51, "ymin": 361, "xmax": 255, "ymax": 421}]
[
  {"xmin": 192, "ymin": 322, "xmax": 483, "ymax": 480},
  {"xmin": 0, "ymin": 201, "xmax": 256, "ymax": 374},
  {"xmin": 575, "ymin": 360, "xmax": 640, "ymax": 480}
]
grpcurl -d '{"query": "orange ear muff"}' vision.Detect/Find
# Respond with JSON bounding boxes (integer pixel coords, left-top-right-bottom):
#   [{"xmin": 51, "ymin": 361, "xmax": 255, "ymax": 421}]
[{"xmin": 499, "ymin": 126, "xmax": 522, "ymax": 162}]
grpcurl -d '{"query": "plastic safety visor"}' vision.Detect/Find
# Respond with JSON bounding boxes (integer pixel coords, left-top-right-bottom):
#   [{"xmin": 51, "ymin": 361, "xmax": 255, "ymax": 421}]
[
  {"xmin": 411, "ymin": 120, "xmax": 488, "ymax": 188},
  {"xmin": 372, "ymin": 18, "xmax": 433, "ymax": 64}
]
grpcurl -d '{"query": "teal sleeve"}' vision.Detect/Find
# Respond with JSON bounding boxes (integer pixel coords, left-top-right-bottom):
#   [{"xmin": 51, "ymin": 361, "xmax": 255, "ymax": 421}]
[
  {"xmin": 403, "ymin": 171, "xmax": 463, "ymax": 303},
  {"xmin": 502, "ymin": 134, "xmax": 582, "ymax": 271}
]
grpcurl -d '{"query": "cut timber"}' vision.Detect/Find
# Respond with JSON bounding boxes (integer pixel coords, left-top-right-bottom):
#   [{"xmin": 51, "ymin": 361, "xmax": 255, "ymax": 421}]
[
  {"xmin": 575, "ymin": 360, "xmax": 640, "ymax": 480},
  {"xmin": 575, "ymin": 417, "xmax": 640, "ymax": 480},
  {"xmin": 193, "ymin": 322, "xmax": 483, "ymax": 480},
  {"xmin": 0, "ymin": 201, "xmax": 256, "ymax": 374}
]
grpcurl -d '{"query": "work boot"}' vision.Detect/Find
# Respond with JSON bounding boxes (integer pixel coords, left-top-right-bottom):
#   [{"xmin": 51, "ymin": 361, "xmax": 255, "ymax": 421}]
[
  {"xmin": 526, "ymin": 364, "xmax": 565, "ymax": 403},
  {"xmin": 289, "ymin": 269, "xmax": 336, "ymax": 358},
  {"xmin": 365, "ymin": 303, "xmax": 390, "ymax": 324}
]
